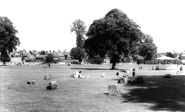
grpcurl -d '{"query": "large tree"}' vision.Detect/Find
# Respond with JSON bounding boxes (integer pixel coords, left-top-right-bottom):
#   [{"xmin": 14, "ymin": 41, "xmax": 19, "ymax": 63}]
[
  {"xmin": 71, "ymin": 19, "xmax": 86, "ymax": 48},
  {"xmin": 138, "ymin": 34, "xmax": 157, "ymax": 60},
  {"xmin": 70, "ymin": 19, "xmax": 86, "ymax": 64},
  {"xmin": 0, "ymin": 17, "xmax": 20, "ymax": 65},
  {"xmin": 84, "ymin": 9, "xmax": 143, "ymax": 69}
]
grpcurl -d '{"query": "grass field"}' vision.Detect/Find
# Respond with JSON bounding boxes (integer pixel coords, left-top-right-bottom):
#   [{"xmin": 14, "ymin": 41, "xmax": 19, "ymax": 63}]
[{"xmin": 0, "ymin": 63, "xmax": 185, "ymax": 112}]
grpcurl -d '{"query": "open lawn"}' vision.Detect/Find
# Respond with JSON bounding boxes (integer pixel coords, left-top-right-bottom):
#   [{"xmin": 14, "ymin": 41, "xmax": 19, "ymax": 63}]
[{"xmin": 0, "ymin": 63, "xmax": 185, "ymax": 112}]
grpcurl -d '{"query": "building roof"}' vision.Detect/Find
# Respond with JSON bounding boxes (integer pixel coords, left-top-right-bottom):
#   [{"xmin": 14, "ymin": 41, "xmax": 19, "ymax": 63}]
[
  {"xmin": 22, "ymin": 52, "xmax": 31, "ymax": 56},
  {"xmin": 57, "ymin": 53, "xmax": 64, "ymax": 57},
  {"xmin": 26, "ymin": 54, "xmax": 36, "ymax": 60}
]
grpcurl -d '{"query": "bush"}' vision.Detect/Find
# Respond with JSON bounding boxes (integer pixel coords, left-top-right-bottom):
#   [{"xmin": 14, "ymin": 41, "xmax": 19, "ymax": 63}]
[
  {"xmin": 45, "ymin": 54, "xmax": 54, "ymax": 63},
  {"xmin": 70, "ymin": 60, "xmax": 79, "ymax": 64},
  {"xmin": 86, "ymin": 56, "xmax": 104, "ymax": 64},
  {"xmin": 70, "ymin": 47, "xmax": 85, "ymax": 64}
]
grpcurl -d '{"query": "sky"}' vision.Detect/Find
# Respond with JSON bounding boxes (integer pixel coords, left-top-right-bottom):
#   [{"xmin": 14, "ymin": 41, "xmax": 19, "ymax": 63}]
[{"xmin": 0, "ymin": 0, "xmax": 185, "ymax": 53}]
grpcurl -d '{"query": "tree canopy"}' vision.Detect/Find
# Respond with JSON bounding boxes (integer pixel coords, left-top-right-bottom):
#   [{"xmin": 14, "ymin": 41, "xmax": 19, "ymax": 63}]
[
  {"xmin": 40, "ymin": 50, "xmax": 46, "ymax": 55},
  {"xmin": 138, "ymin": 34, "xmax": 157, "ymax": 60},
  {"xmin": 166, "ymin": 52, "xmax": 174, "ymax": 58},
  {"xmin": 45, "ymin": 54, "xmax": 54, "ymax": 67},
  {"xmin": 84, "ymin": 9, "xmax": 143, "ymax": 69},
  {"xmin": 0, "ymin": 16, "xmax": 20, "ymax": 65},
  {"xmin": 70, "ymin": 47, "xmax": 85, "ymax": 64},
  {"xmin": 71, "ymin": 19, "xmax": 86, "ymax": 48}
]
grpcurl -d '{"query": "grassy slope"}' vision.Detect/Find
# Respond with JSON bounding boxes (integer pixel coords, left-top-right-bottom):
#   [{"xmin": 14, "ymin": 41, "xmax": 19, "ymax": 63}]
[{"xmin": 0, "ymin": 64, "xmax": 185, "ymax": 112}]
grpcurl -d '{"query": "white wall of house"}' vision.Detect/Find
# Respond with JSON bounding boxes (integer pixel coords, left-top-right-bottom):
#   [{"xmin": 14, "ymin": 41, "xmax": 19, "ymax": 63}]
[{"xmin": 11, "ymin": 57, "xmax": 22, "ymax": 63}]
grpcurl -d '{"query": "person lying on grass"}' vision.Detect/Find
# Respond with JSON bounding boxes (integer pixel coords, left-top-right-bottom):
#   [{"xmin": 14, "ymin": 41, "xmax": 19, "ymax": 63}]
[{"xmin": 72, "ymin": 71, "xmax": 89, "ymax": 79}]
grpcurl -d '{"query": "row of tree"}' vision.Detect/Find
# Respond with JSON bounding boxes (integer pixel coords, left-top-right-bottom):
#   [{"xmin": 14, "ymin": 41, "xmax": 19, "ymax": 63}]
[
  {"xmin": 0, "ymin": 9, "xmax": 158, "ymax": 68},
  {"xmin": 70, "ymin": 8, "xmax": 157, "ymax": 69}
]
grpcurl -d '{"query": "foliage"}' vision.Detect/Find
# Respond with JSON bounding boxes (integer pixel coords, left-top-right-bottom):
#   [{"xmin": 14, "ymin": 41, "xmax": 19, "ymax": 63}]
[
  {"xmin": 86, "ymin": 56, "xmax": 104, "ymax": 64},
  {"xmin": 0, "ymin": 16, "xmax": 20, "ymax": 64},
  {"xmin": 45, "ymin": 54, "xmax": 54, "ymax": 64},
  {"xmin": 138, "ymin": 34, "xmax": 157, "ymax": 60},
  {"xmin": 84, "ymin": 8, "xmax": 143, "ymax": 69},
  {"xmin": 70, "ymin": 47, "xmax": 85, "ymax": 64},
  {"xmin": 29, "ymin": 50, "xmax": 33, "ymax": 55},
  {"xmin": 0, "ymin": 50, "xmax": 11, "ymax": 63},
  {"xmin": 40, "ymin": 50, "xmax": 46, "ymax": 55},
  {"xmin": 71, "ymin": 19, "xmax": 86, "ymax": 48},
  {"xmin": 166, "ymin": 52, "xmax": 174, "ymax": 58}
]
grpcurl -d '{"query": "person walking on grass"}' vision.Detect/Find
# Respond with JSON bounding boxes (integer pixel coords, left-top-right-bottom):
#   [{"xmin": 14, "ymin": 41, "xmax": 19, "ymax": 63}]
[
  {"xmin": 180, "ymin": 65, "xmax": 183, "ymax": 74},
  {"xmin": 176, "ymin": 64, "xmax": 183, "ymax": 74},
  {"xmin": 132, "ymin": 68, "xmax": 135, "ymax": 77},
  {"xmin": 68, "ymin": 62, "xmax": 71, "ymax": 66}
]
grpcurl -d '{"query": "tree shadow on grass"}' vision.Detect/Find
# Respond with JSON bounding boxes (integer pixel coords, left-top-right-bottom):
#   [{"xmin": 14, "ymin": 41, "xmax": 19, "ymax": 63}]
[{"xmin": 121, "ymin": 75, "xmax": 185, "ymax": 112}]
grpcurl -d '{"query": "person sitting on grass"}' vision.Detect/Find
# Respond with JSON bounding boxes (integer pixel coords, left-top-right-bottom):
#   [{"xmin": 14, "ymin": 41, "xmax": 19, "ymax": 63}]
[
  {"xmin": 78, "ymin": 71, "xmax": 89, "ymax": 78},
  {"xmin": 73, "ymin": 71, "xmax": 79, "ymax": 78},
  {"xmin": 73, "ymin": 71, "xmax": 89, "ymax": 79}
]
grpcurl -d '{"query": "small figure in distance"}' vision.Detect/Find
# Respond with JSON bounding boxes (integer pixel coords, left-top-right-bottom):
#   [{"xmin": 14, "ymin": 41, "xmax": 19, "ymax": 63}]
[
  {"xmin": 180, "ymin": 65, "xmax": 183, "ymax": 74},
  {"xmin": 132, "ymin": 68, "xmax": 135, "ymax": 77},
  {"xmin": 68, "ymin": 62, "xmax": 71, "ymax": 66}
]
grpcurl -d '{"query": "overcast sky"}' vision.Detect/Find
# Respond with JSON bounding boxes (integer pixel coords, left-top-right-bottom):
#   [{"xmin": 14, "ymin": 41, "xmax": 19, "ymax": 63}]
[{"xmin": 0, "ymin": 0, "xmax": 185, "ymax": 52}]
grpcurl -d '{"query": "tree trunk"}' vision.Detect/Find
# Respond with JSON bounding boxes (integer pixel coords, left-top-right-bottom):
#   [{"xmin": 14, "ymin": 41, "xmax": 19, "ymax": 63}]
[
  {"xmin": 79, "ymin": 59, "xmax": 82, "ymax": 64},
  {"xmin": 48, "ymin": 63, "xmax": 51, "ymax": 67},
  {"xmin": 3, "ymin": 61, "xmax": 6, "ymax": 66},
  {"xmin": 111, "ymin": 62, "xmax": 116, "ymax": 70}
]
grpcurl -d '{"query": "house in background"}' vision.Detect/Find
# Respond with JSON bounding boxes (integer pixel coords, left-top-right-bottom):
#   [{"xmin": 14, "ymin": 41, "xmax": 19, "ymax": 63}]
[
  {"xmin": 57, "ymin": 52, "xmax": 65, "ymax": 61},
  {"xmin": 36, "ymin": 55, "xmax": 47, "ymax": 62},
  {"xmin": 26, "ymin": 54, "xmax": 36, "ymax": 62},
  {"xmin": 10, "ymin": 51, "xmax": 21, "ymax": 57},
  {"xmin": 10, "ymin": 57, "xmax": 22, "ymax": 64},
  {"xmin": 62, "ymin": 51, "xmax": 70, "ymax": 60}
]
